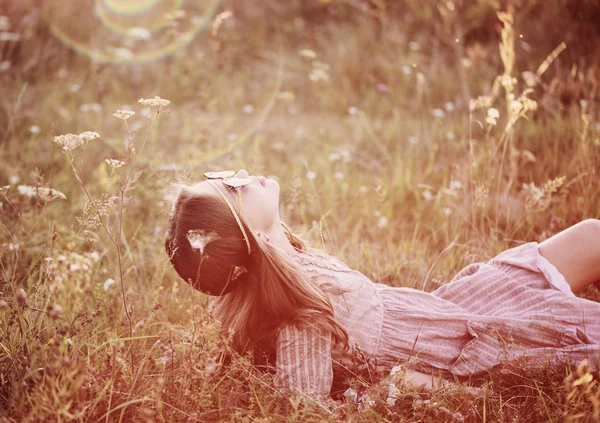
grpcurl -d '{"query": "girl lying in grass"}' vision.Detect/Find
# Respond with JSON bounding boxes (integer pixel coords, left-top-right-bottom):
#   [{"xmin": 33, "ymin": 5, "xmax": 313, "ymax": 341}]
[{"xmin": 165, "ymin": 169, "xmax": 600, "ymax": 400}]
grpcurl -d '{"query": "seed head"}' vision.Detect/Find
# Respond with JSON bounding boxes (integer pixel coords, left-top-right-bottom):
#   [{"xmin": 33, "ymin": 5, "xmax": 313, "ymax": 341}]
[
  {"xmin": 105, "ymin": 159, "xmax": 126, "ymax": 169},
  {"xmin": 33, "ymin": 187, "xmax": 67, "ymax": 202},
  {"xmin": 54, "ymin": 134, "xmax": 83, "ymax": 151},
  {"xmin": 113, "ymin": 110, "xmax": 135, "ymax": 120},
  {"xmin": 138, "ymin": 96, "xmax": 170, "ymax": 108},
  {"xmin": 187, "ymin": 229, "xmax": 220, "ymax": 255},
  {"xmin": 487, "ymin": 108, "xmax": 500, "ymax": 119},
  {"xmin": 46, "ymin": 304, "xmax": 62, "ymax": 320},
  {"xmin": 79, "ymin": 131, "xmax": 100, "ymax": 142},
  {"xmin": 16, "ymin": 289, "xmax": 27, "ymax": 306}
]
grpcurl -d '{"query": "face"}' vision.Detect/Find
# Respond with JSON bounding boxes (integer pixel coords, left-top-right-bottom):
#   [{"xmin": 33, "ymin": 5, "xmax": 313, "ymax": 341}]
[{"xmin": 191, "ymin": 169, "xmax": 281, "ymax": 233}]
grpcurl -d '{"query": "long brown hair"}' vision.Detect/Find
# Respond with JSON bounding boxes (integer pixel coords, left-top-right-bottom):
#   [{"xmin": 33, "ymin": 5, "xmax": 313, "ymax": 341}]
[{"xmin": 165, "ymin": 185, "xmax": 349, "ymax": 362}]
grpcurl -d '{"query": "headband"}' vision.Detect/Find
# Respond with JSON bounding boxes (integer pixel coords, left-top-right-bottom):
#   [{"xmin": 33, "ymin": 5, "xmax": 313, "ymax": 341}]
[{"xmin": 206, "ymin": 180, "xmax": 252, "ymax": 255}]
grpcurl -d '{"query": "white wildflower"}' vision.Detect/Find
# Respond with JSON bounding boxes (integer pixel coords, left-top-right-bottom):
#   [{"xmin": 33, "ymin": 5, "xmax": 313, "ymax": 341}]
[
  {"xmin": 308, "ymin": 66, "xmax": 329, "ymax": 83},
  {"xmin": 130, "ymin": 121, "xmax": 144, "ymax": 132},
  {"xmin": 0, "ymin": 60, "xmax": 10, "ymax": 72},
  {"xmin": 33, "ymin": 187, "xmax": 67, "ymax": 202},
  {"xmin": 105, "ymin": 159, "xmax": 126, "ymax": 168},
  {"xmin": 442, "ymin": 207, "xmax": 452, "ymax": 216},
  {"xmin": 0, "ymin": 32, "xmax": 20, "ymax": 42},
  {"xmin": 242, "ymin": 104, "xmax": 254, "ymax": 114},
  {"xmin": 485, "ymin": 115, "xmax": 497, "ymax": 126},
  {"xmin": 276, "ymin": 91, "xmax": 295, "ymax": 102},
  {"xmin": 8, "ymin": 243, "xmax": 19, "ymax": 251},
  {"xmin": 138, "ymin": 96, "xmax": 170, "ymax": 108},
  {"xmin": 377, "ymin": 216, "xmax": 388, "ymax": 228},
  {"xmin": 187, "ymin": 229, "xmax": 220, "ymax": 255},
  {"xmin": 347, "ymin": 106, "xmax": 359, "ymax": 116},
  {"xmin": 17, "ymin": 185, "xmax": 36, "ymax": 198},
  {"xmin": 401, "ymin": 65, "xmax": 412, "ymax": 75},
  {"xmin": 79, "ymin": 131, "xmax": 100, "ymax": 142},
  {"xmin": 469, "ymin": 95, "xmax": 493, "ymax": 111},
  {"xmin": 227, "ymin": 133, "xmax": 238, "ymax": 141},
  {"xmin": 333, "ymin": 172, "xmax": 344, "ymax": 180},
  {"xmin": 0, "ymin": 16, "xmax": 9, "ymax": 31},
  {"xmin": 449, "ymin": 180, "xmax": 463, "ymax": 191},
  {"xmin": 408, "ymin": 136, "xmax": 418, "ymax": 145},
  {"xmin": 70, "ymin": 83, "xmax": 80, "ymax": 93},
  {"xmin": 29, "ymin": 125, "xmax": 40, "ymax": 134},
  {"xmin": 486, "ymin": 107, "xmax": 500, "ymax": 126},
  {"xmin": 9, "ymin": 175, "xmax": 19, "ymax": 185},
  {"xmin": 522, "ymin": 70, "xmax": 538, "ymax": 87},
  {"xmin": 358, "ymin": 185, "xmax": 368, "ymax": 194},
  {"xmin": 386, "ymin": 383, "xmax": 400, "ymax": 406},
  {"xmin": 444, "ymin": 102, "xmax": 455, "ymax": 112},
  {"xmin": 305, "ymin": 171, "xmax": 316, "ymax": 180},
  {"xmin": 127, "ymin": 27, "xmax": 151, "ymax": 40},
  {"xmin": 522, "ymin": 182, "xmax": 543, "ymax": 202},
  {"xmin": 103, "ymin": 278, "xmax": 116, "ymax": 291},
  {"xmin": 113, "ymin": 109, "xmax": 135, "ymax": 120},
  {"xmin": 89, "ymin": 251, "xmax": 100, "ymax": 262},
  {"xmin": 487, "ymin": 108, "xmax": 500, "ymax": 119},
  {"xmin": 422, "ymin": 190, "xmax": 434, "ymax": 201},
  {"xmin": 0, "ymin": 185, "xmax": 10, "ymax": 194},
  {"xmin": 408, "ymin": 41, "xmax": 420, "ymax": 51},
  {"xmin": 53, "ymin": 134, "xmax": 83, "ymax": 151},
  {"xmin": 80, "ymin": 103, "xmax": 102, "ymax": 113},
  {"xmin": 298, "ymin": 49, "xmax": 316, "ymax": 59},
  {"xmin": 510, "ymin": 100, "xmax": 523, "ymax": 114},
  {"xmin": 328, "ymin": 152, "xmax": 341, "ymax": 161},
  {"xmin": 485, "ymin": 107, "xmax": 500, "ymax": 126},
  {"xmin": 114, "ymin": 47, "xmax": 133, "ymax": 59},
  {"xmin": 431, "ymin": 108, "xmax": 445, "ymax": 118}
]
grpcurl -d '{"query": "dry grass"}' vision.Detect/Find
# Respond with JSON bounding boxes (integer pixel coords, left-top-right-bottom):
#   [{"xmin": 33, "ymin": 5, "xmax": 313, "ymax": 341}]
[{"xmin": 1, "ymin": 0, "xmax": 600, "ymax": 421}]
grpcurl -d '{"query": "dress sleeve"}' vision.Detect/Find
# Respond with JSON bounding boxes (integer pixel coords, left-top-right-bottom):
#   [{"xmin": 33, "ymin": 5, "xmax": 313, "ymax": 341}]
[{"xmin": 274, "ymin": 322, "xmax": 334, "ymax": 397}]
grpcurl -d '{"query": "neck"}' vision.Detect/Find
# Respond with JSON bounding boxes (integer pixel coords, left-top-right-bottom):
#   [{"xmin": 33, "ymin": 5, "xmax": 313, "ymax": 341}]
[{"xmin": 264, "ymin": 218, "xmax": 297, "ymax": 255}]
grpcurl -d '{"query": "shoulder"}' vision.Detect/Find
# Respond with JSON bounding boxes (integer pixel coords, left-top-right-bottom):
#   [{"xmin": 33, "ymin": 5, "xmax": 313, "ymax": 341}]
[{"xmin": 290, "ymin": 248, "xmax": 354, "ymax": 273}]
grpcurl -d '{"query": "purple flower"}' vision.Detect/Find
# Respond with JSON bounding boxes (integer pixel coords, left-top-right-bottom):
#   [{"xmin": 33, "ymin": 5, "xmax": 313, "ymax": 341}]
[{"xmin": 376, "ymin": 83, "xmax": 388, "ymax": 93}]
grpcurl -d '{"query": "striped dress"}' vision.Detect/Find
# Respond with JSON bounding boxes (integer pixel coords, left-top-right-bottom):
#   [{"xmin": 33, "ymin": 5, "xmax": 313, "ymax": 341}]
[{"xmin": 273, "ymin": 242, "xmax": 600, "ymax": 396}]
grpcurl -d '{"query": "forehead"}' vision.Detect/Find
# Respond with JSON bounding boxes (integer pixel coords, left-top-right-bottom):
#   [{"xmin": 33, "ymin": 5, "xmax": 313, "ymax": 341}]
[{"xmin": 189, "ymin": 180, "xmax": 236, "ymax": 202}]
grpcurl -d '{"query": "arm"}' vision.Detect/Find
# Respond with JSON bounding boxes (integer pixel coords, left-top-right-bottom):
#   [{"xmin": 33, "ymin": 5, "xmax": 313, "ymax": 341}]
[
  {"xmin": 274, "ymin": 322, "xmax": 334, "ymax": 399},
  {"xmin": 395, "ymin": 368, "xmax": 483, "ymax": 397}
]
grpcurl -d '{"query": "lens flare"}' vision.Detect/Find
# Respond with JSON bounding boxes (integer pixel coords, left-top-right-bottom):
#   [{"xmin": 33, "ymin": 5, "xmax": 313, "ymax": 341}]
[
  {"xmin": 100, "ymin": 0, "xmax": 161, "ymax": 15},
  {"xmin": 45, "ymin": 0, "xmax": 220, "ymax": 64},
  {"xmin": 95, "ymin": 0, "xmax": 184, "ymax": 35}
]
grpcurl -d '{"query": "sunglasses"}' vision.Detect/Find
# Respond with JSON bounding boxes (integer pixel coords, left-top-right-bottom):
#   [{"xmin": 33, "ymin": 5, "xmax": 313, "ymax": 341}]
[
  {"xmin": 203, "ymin": 170, "xmax": 253, "ymax": 212},
  {"xmin": 203, "ymin": 170, "xmax": 253, "ymax": 190}
]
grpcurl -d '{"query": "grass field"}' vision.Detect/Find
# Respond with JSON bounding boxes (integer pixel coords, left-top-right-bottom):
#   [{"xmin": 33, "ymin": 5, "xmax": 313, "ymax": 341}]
[{"xmin": 2, "ymin": 0, "xmax": 600, "ymax": 421}]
